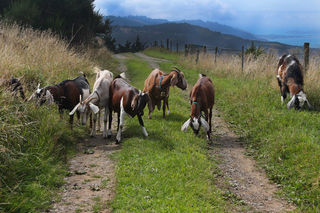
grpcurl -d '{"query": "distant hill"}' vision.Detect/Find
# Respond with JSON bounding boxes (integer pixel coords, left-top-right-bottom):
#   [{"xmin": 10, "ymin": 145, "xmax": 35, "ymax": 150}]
[
  {"xmin": 107, "ymin": 15, "xmax": 263, "ymax": 40},
  {"xmin": 112, "ymin": 23, "xmax": 296, "ymax": 53}
]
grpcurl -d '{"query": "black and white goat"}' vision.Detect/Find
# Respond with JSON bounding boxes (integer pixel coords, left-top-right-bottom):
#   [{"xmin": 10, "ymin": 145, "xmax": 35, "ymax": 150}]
[
  {"xmin": 110, "ymin": 74, "xmax": 149, "ymax": 143},
  {"xmin": 28, "ymin": 75, "xmax": 90, "ymax": 128},
  {"xmin": 276, "ymin": 54, "xmax": 312, "ymax": 109}
]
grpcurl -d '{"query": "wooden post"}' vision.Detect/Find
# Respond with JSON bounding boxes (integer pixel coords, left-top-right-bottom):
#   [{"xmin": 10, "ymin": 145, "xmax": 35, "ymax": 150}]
[
  {"xmin": 160, "ymin": 40, "xmax": 163, "ymax": 48},
  {"xmin": 214, "ymin": 47, "xmax": 218, "ymax": 64},
  {"xmin": 170, "ymin": 40, "xmax": 173, "ymax": 51},
  {"xmin": 176, "ymin": 42, "xmax": 179, "ymax": 53},
  {"xmin": 166, "ymin": 39, "xmax": 169, "ymax": 50},
  {"xmin": 241, "ymin": 45, "xmax": 244, "ymax": 72},
  {"xmin": 185, "ymin": 44, "xmax": 188, "ymax": 57},
  {"xmin": 196, "ymin": 49, "xmax": 200, "ymax": 64},
  {"xmin": 154, "ymin": 40, "xmax": 158, "ymax": 47},
  {"xmin": 203, "ymin": 45, "xmax": 207, "ymax": 54},
  {"xmin": 304, "ymin": 42, "xmax": 310, "ymax": 73}
]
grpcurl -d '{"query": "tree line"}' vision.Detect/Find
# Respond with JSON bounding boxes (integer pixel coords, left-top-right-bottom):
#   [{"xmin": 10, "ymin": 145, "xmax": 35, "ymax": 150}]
[{"xmin": 0, "ymin": 0, "xmax": 145, "ymax": 52}]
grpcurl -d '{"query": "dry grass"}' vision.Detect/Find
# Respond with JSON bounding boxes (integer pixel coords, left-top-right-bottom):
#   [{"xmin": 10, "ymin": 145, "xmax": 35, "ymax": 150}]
[
  {"xmin": 181, "ymin": 50, "xmax": 320, "ymax": 106},
  {"xmin": 0, "ymin": 21, "xmax": 103, "ymax": 88},
  {"xmin": 0, "ymin": 22, "xmax": 116, "ymax": 212}
]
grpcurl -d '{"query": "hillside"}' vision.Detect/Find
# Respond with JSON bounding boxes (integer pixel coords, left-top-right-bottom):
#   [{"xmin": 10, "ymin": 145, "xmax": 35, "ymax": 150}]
[
  {"xmin": 112, "ymin": 23, "xmax": 296, "ymax": 53},
  {"xmin": 107, "ymin": 15, "xmax": 262, "ymax": 40}
]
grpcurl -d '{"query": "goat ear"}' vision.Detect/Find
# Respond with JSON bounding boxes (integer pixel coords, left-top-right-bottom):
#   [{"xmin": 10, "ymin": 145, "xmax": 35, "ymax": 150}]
[
  {"xmin": 287, "ymin": 96, "xmax": 296, "ymax": 109},
  {"xmin": 131, "ymin": 94, "xmax": 139, "ymax": 110},
  {"xmin": 200, "ymin": 117, "xmax": 210, "ymax": 132},
  {"xmin": 170, "ymin": 73, "xmax": 178, "ymax": 86},
  {"xmin": 69, "ymin": 103, "xmax": 80, "ymax": 115},
  {"xmin": 46, "ymin": 90, "xmax": 54, "ymax": 104},
  {"xmin": 181, "ymin": 118, "xmax": 191, "ymax": 132},
  {"xmin": 89, "ymin": 103, "xmax": 99, "ymax": 114}
]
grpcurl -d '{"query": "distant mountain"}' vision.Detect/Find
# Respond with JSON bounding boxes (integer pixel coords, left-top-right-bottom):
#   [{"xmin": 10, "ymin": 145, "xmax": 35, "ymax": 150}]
[
  {"xmin": 112, "ymin": 22, "xmax": 296, "ymax": 53},
  {"xmin": 107, "ymin": 15, "xmax": 167, "ymax": 27},
  {"xmin": 107, "ymin": 15, "xmax": 263, "ymax": 40}
]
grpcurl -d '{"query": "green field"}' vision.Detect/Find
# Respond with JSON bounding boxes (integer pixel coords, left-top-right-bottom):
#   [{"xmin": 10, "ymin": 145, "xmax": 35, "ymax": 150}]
[{"xmin": 144, "ymin": 48, "xmax": 320, "ymax": 211}]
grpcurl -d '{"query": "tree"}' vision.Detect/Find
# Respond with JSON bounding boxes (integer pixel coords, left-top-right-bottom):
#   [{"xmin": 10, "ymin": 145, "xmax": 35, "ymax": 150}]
[
  {"xmin": 1, "ymin": 0, "xmax": 116, "ymax": 47},
  {"xmin": 245, "ymin": 41, "xmax": 264, "ymax": 58}
]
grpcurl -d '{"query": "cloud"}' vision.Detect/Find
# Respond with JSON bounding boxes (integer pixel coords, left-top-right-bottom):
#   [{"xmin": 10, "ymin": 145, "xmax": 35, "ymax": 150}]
[
  {"xmin": 94, "ymin": 0, "xmax": 235, "ymax": 22},
  {"xmin": 94, "ymin": 0, "xmax": 320, "ymax": 34}
]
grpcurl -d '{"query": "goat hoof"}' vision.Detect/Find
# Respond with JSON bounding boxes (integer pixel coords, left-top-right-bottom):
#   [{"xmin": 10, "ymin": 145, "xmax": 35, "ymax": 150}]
[{"xmin": 115, "ymin": 139, "xmax": 120, "ymax": 144}]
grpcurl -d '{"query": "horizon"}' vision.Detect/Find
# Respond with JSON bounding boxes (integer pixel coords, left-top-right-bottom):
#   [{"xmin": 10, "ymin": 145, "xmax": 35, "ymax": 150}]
[{"xmin": 94, "ymin": 0, "xmax": 320, "ymax": 47}]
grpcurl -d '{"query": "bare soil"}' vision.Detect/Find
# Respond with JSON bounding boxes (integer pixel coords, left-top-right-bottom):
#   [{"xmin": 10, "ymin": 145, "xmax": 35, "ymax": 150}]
[{"xmin": 50, "ymin": 134, "xmax": 120, "ymax": 213}]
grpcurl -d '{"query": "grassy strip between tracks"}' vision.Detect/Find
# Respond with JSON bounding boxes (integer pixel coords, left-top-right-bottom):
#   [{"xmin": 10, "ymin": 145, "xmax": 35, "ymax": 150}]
[{"xmin": 111, "ymin": 54, "xmax": 238, "ymax": 212}]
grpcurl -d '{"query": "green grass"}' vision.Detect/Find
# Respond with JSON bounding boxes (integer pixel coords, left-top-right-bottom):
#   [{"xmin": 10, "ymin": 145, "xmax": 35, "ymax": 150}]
[
  {"xmin": 144, "ymin": 48, "xmax": 320, "ymax": 211},
  {"xmin": 213, "ymin": 76, "xmax": 320, "ymax": 211},
  {"xmin": 0, "ymin": 91, "xmax": 87, "ymax": 212},
  {"xmin": 111, "ymin": 56, "xmax": 234, "ymax": 212}
]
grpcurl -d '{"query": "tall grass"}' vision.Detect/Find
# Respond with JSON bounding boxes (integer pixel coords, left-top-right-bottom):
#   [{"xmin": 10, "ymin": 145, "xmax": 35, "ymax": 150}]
[{"xmin": 0, "ymin": 22, "xmax": 115, "ymax": 212}]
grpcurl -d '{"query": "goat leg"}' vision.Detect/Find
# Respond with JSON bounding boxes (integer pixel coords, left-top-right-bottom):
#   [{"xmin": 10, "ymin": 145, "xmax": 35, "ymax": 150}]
[
  {"xmin": 91, "ymin": 113, "xmax": 97, "ymax": 137},
  {"xmin": 138, "ymin": 115, "xmax": 148, "ymax": 137}
]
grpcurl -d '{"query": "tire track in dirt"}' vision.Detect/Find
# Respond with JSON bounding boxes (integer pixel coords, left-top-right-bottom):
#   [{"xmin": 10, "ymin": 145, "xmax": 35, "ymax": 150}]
[
  {"xmin": 51, "ymin": 136, "xmax": 119, "ymax": 213},
  {"xmin": 210, "ymin": 110, "xmax": 295, "ymax": 212}
]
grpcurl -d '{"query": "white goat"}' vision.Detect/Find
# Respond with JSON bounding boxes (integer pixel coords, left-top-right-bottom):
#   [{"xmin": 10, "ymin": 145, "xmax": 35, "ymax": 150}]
[{"xmin": 70, "ymin": 69, "xmax": 114, "ymax": 138}]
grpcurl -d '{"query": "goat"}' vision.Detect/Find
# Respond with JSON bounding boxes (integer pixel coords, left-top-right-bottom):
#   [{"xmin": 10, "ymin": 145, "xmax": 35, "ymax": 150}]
[
  {"xmin": 181, "ymin": 74, "xmax": 214, "ymax": 140},
  {"xmin": 28, "ymin": 75, "xmax": 90, "ymax": 129},
  {"xmin": 70, "ymin": 70, "xmax": 113, "ymax": 138},
  {"xmin": 0, "ymin": 77, "xmax": 26, "ymax": 100},
  {"xmin": 276, "ymin": 54, "xmax": 312, "ymax": 109},
  {"xmin": 143, "ymin": 67, "xmax": 187, "ymax": 119},
  {"xmin": 110, "ymin": 74, "xmax": 149, "ymax": 143}
]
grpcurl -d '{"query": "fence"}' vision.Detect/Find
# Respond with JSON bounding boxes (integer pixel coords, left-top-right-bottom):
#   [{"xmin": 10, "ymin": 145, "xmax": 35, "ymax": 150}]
[{"xmin": 151, "ymin": 39, "xmax": 312, "ymax": 74}]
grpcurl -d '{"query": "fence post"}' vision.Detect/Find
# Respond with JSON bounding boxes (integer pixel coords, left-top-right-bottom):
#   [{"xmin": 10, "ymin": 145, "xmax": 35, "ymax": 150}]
[
  {"xmin": 166, "ymin": 39, "xmax": 169, "ymax": 50},
  {"xmin": 170, "ymin": 40, "xmax": 173, "ymax": 51},
  {"xmin": 203, "ymin": 45, "xmax": 207, "ymax": 54},
  {"xmin": 304, "ymin": 42, "xmax": 310, "ymax": 73},
  {"xmin": 241, "ymin": 45, "xmax": 244, "ymax": 72},
  {"xmin": 154, "ymin": 40, "xmax": 158, "ymax": 47},
  {"xmin": 196, "ymin": 49, "xmax": 200, "ymax": 64},
  {"xmin": 214, "ymin": 47, "xmax": 218, "ymax": 64},
  {"xmin": 185, "ymin": 44, "xmax": 188, "ymax": 57},
  {"xmin": 176, "ymin": 42, "xmax": 179, "ymax": 53}
]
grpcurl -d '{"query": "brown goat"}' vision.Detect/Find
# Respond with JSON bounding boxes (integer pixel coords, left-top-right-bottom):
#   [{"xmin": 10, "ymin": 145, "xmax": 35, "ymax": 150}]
[
  {"xmin": 181, "ymin": 74, "xmax": 214, "ymax": 140},
  {"xmin": 143, "ymin": 67, "xmax": 187, "ymax": 119}
]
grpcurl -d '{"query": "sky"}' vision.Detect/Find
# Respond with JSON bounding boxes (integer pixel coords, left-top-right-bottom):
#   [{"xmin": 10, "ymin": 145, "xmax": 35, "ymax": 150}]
[{"xmin": 94, "ymin": 0, "xmax": 320, "ymax": 46}]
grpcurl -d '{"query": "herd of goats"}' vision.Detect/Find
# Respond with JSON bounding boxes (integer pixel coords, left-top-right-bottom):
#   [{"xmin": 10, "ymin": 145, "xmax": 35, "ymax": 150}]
[{"xmin": 2, "ymin": 54, "xmax": 312, "ymax": 143}]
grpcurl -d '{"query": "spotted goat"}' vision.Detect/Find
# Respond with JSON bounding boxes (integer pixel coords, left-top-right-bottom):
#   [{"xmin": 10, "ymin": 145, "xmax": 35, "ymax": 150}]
[{"xmin": 276, "ymin": 54, "xmax": 312, "ymax": 109}]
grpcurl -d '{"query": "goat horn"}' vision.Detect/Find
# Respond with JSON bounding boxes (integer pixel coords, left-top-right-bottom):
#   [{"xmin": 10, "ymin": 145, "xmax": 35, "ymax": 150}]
[{"xmin": 172, "ymin": 67, "xmax": 181, "ymax": 72}]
